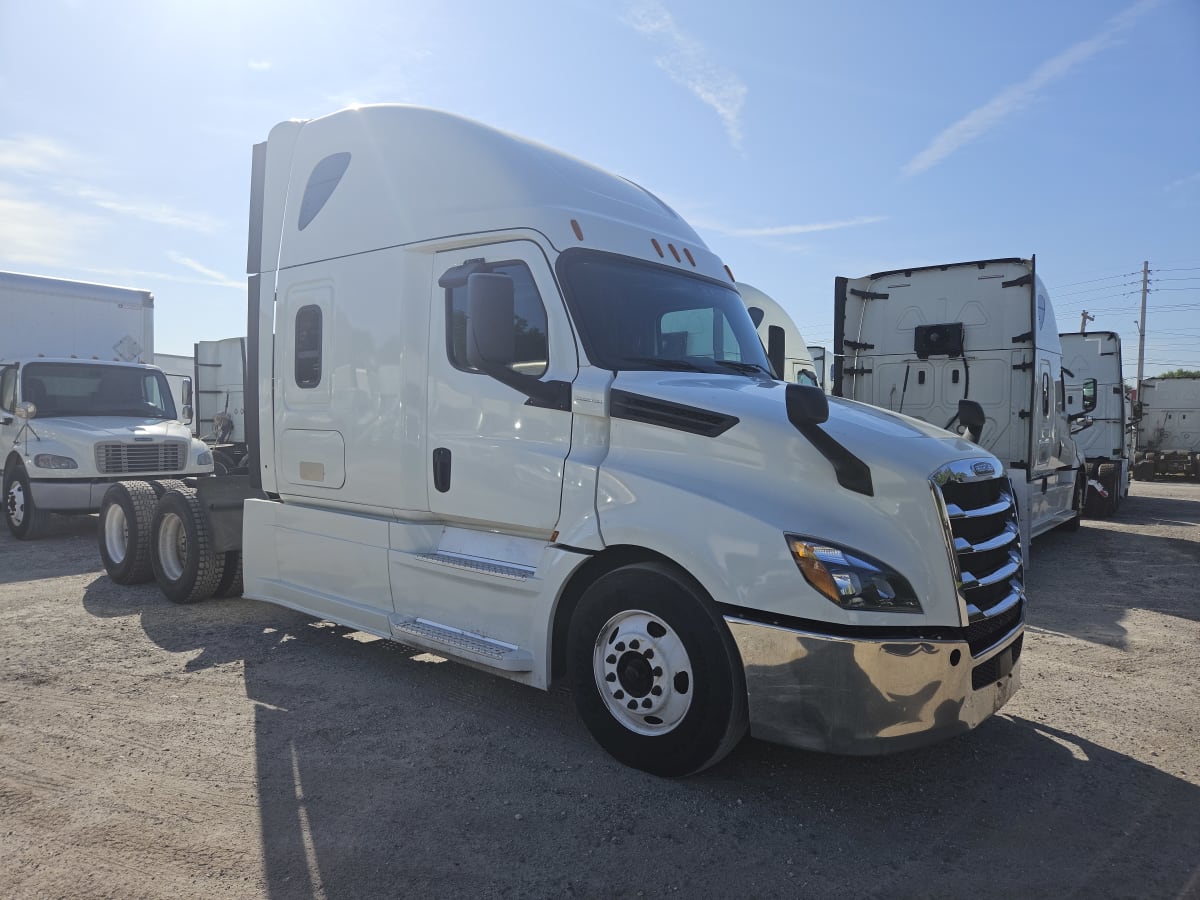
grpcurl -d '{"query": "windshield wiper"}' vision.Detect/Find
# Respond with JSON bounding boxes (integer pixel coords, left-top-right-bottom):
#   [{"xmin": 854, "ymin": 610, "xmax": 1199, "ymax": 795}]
[
  {"xmin": 713, "ymin": 359, "xmax": 774, "ymax": 377},
  {"xmin": 619, "ymin": 357, "xmax": 708, "ymax": 372}
]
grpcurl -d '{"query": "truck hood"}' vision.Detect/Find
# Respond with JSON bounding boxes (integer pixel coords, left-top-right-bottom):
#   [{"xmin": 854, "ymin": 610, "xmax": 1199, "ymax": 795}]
[{"xmin": 20, "ymin": 416, "xmax": 194, "ymax": 441}]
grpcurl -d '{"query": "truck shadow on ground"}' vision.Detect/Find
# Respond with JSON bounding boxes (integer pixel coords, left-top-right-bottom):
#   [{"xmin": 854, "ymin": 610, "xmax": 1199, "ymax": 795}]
[
  {"xmin": 1029, "ymin": 491, "xmax": 1200, "ymax": 648},
  {"xmin": 82, "ymin": 580, "xmax": 1200, "ymax": 899},
  {"xmin": 0, "ymin": 515, "xmax": 99, "ymax": 584}
]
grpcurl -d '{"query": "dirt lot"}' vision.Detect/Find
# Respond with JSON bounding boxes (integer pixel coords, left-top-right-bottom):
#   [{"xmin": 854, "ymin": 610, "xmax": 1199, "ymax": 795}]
[{"xmin": 2, "ymin": 480, "xmax": 1198, "ymax": 899}]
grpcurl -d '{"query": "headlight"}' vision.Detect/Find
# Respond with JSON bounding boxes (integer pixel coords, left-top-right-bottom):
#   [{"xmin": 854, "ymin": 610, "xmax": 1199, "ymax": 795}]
[
  {"xmin": 786, "ymin": 535, "xmax": 921, "ymax": 612},
  {"xmin": 197, "ymin": 450, "xmax": 214, "ymax": 466},
  {"xmin": 33, "ymin": 454, "xmax": 78, "ymax": 469}
]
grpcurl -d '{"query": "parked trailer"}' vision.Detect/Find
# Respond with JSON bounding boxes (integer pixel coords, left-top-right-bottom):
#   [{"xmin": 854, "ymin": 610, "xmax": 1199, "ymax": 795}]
[
  {"xmin": 1, "ymin": 271, "xmax": 213, "ymax": 539},
  {"xmin": 1060, "ymin": 331, "xmax": 1131, "ymax": 516},
  {"xmin": 1134, "ymin": 376, "xmax": 1200, "ymax": 481},
  {"xmin": 97, "ymin": 106, "xmax": 1025, "ymax": 775},
  {"xmin": 832, "ymin": 258, "xmax": 1087, "ymax": 558},
  {"xmin": 193, "ymin": 337, "xmax": 248, "ymax": 473}
]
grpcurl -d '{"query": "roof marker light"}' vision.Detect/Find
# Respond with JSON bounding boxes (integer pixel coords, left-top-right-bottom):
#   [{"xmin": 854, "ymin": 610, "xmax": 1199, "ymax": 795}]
[
  {"xmin": 683, "ymin": 248, "xmax": 695, "ymax": 266},
  {"xmin": 667, "ymin": 243, "xmax": 681, "ymax": 262},
  {"xmin": 570, "ymin": 219, "xmax": 584, "ymax": 241},
  {"xmin": 724, "ymin": 265, "xmax": 735, "ymax": 283},
  {"xmin": 651, "ymin": 239, "xmax": 664, "ymax": 258}
]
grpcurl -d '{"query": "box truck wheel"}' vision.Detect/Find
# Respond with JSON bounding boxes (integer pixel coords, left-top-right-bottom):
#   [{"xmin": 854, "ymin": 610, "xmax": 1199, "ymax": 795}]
[
  {"xmin": 151, "ymin": 488, "xmax": 226, "ymax": 604},
  {"xmin": 98, "ymin": 481, "xmax": 159, "ymax": 584},
  {"xmin": 3, "ymin": 463, "xmax": 50, "ymax": 540},
  {"xmin": 567, "ymin": 562, "xmax": 747, "ymax": 776}
]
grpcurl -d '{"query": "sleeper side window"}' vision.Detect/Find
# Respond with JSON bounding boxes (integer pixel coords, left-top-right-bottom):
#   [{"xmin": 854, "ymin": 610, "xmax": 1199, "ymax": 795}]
[
  {"xmin": 295, "ymin": 304, "xmax": 323, "ymax": 388},
  {"xmin": 445, "ymin": 261, "xmax": 548, "ymax": 376}
]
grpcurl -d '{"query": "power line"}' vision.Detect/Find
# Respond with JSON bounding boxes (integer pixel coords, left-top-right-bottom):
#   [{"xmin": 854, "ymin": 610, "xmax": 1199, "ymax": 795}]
[{"xmin": 1048, "ymin": 270, "xmax": 1140, "ymax": 289}]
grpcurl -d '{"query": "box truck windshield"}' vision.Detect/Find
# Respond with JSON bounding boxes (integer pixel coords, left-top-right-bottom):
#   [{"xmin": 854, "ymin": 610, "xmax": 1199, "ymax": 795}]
[{"xmin": 22, "ymin": 362, "xmax": 177, "ymax": 419}]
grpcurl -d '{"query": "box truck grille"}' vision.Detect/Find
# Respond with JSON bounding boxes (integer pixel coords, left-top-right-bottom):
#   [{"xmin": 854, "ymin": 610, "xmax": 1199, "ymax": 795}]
[
  {"xmin": 934, "ymin": 465, "xmax": 1025, "ymax": 647},
  {"xmin": 95, "ymin": 441, "xmax": 187, "ymax": 474}
]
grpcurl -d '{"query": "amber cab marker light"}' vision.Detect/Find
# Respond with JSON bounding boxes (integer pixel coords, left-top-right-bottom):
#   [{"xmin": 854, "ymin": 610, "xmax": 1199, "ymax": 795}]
[
  {"xmin": 683, "ymin": 248, "xmax": 695, "ymax": 266},
  {"xmin": 570, "ymin": 219, "xmax": 584, "ymax": 241},
  {"xmin": 724, "ymin": 264, "xmax": 735, "ymax": 282},
  {"xmin": 667, "ymin": 243, "xmax": 681, "ymax": 262},
  {"xmin": 651, "ymin": 238, "xmax": 664, "ymax": 258}
]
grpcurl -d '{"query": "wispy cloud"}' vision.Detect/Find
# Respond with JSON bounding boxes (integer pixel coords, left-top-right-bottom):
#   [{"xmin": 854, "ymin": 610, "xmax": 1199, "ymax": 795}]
[
  {"xmin": 0, "ymin": 135, "xmax": 77, "ymax": 174},
  {"xmin": 1163, "ymin": 171, "xmax": 1200, "ymax": 193},
  {"xmin": 248, "ymin": 60, "xmax": 271, "ymax": 71},
  {"xmin": 0, "ymin": 183, "xmax": 101, "ymax": 266},
  {"xmin": 701, "ymin": 215, "xmax": 888, "ymax": 239},
  {"xmin": 624, "ymin": 0, "xmax": 747, "ymax": 149},
  {"xmin": 903, "ymin": 0, "xmax": 1161, "ymax": 177},
  {"xmin": 66, "ymin": 186, "xmax": 222, "ymax": 233},
  {"xmin": 168, "ymin": 251, "xmax": 243, "ymax": 289}
]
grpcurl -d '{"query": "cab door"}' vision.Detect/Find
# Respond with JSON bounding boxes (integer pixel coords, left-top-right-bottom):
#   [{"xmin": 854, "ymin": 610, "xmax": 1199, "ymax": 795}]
[{"xmin": 427, "ymin": 241, "xmax": 577, "ymax": 534}]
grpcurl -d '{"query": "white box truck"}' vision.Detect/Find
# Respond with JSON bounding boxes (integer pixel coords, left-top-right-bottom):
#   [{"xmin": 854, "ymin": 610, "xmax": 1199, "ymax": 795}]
[
  {"xmin": 738, "ymin": 282, "xmax": 820, "ymax": 387},
  {"xmin": 1, "ymin": 271, "xmax": 214, "ymax": 539},
  {"xmin": 193, "ymin": 337, "xmax": 247, "ymax": 473},
  {"xmin": 96, "ymin": 106, "xmax": 1025, "ymax": 775},
  {"xmin": 1060, "ymin": 331, "xmax": 1131, "ymax": 514},
  {"xmin": 833, "ymin": 258, "xmax": 1087, "ymax": 554},
  {"xmin": 153, "ymin": 352, "xmax": 195, "ymax": 427},
  {"xmin": 1134, "ymin": 376, "xmax": 1200, "ymax": 480}
]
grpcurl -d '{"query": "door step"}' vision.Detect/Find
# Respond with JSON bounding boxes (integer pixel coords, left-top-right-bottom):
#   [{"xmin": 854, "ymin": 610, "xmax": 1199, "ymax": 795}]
[
  {"xmin": 415, "ymin": 551, "xmax": 533, "ymax": 581},
  {"xmin": 390, "ymin": 617, "xmax": 533, "ymax": 671}
]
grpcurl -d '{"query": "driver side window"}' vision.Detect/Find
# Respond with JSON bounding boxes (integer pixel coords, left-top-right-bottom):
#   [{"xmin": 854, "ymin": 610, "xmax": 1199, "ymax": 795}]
[{"xmin": 0, "ymin": 367, "xmax": 15, "ymax": 411}]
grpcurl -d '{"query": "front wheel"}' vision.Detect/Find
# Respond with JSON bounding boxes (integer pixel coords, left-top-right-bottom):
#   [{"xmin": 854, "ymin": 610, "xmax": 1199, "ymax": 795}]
[
  {"xmin": 568, "ymin": 562, "xmax": 747, "ymax": 777},
  {"xmin": 151, "ymin": 488, "xmax": 226, "ymax": 604},
  {"xmin": 4, "ymin": 464, "xmax": 50, "ymax": 540}
]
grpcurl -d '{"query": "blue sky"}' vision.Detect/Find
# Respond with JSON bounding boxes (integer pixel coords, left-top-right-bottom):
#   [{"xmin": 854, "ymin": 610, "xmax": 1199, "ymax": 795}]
[{"xmin": 2, "ymin": 0, "xmax": 1198, "ymax": 380}]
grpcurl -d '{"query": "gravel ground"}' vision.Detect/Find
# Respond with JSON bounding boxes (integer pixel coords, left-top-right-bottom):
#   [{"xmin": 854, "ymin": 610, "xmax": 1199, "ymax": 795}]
[{"xmin": 2, "ymin": 480, "xmax": 1198, "ymax": 899}]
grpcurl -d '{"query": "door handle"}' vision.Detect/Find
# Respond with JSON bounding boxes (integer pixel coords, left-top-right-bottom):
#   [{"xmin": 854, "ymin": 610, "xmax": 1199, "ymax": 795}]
[{"xmin": 432, "ymin": 447, "xmax": 451, "ymax": 493}]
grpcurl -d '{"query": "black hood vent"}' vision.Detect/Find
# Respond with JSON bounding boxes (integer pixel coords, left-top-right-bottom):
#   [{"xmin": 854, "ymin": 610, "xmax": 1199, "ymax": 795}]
[{"xmin": 610, "ymin": 390, "xmax": 739, "ymax": 437}]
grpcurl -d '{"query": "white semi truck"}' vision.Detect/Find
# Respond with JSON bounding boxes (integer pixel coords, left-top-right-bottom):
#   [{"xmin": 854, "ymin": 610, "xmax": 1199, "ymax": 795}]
[
  {"xmin": 1060, "ymin": 331, "xmax": 1131, "ymax": 515},
  {"xmin": 96, "ymin": 106, "xmax": 1025, "ymax": 775},
  {"xmin": 153, "ymin": 352, "xmax": 196, "ymax": 427},
  {"xmin": 737, "ymin": 282, "xmax": 820, "ymax": 387},
  {"xmin": 833, "ymin": 258, "xmax": 1087, "ymax": 554},
  {"xmin": 0, "ymin": 271, "xmax": 213, "ymax": 539},
  {"xmin": 1134, "ymin": 376, "xmax": 1200, "ymax": 481}
]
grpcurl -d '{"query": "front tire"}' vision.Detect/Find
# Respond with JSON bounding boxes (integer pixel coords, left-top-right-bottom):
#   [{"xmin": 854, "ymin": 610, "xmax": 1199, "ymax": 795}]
[
  {"xmin": 568, "ymin": 562, "xmax": 747, "ymax": 777},
  {"xmin": 97, "ymin": 481, "xmax": 159, "ymax": 583},
  {"xmin": 4, "ymin": 463, "xmax": 50, "ymax": 540},
  {"xmin": 151, "ymin": 488, "xmax": 225, "ymax": 604}
]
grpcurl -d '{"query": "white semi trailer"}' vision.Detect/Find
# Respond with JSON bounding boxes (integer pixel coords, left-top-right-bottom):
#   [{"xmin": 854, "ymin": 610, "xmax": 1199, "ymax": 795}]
[
  {"xmin": 833, "ymin": 258, "xmax": 1087, "ymax": 556},
  {"xmin": 0, "ymin": 271, "xmax": 213, "ymax": 538},
  {"xmin": 193, "ymin": 337, "xmax": 248, "ymax": 473},
  {"xmin": 737, "ymin": 282, "xmax": 819, "ymax": 387},
  {"xmin": 96, "ymin": 106, "xmax": 1025, "ymax": 775},
  {"xmin": 1060, "ymin": 331, "xmax": 1131, "ymax": 515}
]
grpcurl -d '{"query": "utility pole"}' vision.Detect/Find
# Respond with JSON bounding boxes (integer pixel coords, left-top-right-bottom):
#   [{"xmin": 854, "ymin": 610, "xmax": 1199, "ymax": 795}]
[
  {"xmin": 1136, "ymin": 261, "xmax": 1149, "ymax": 401},
  {"xmin": 1080, "ymin": 310, "xmax": 1094, "ymax": 333}
]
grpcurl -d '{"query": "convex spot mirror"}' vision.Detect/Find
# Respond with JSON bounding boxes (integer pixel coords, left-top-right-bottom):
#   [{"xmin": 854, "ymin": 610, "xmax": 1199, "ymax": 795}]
[{"xmin": 15, "ymin": 400, "xmax": 36, "ymax": 420}]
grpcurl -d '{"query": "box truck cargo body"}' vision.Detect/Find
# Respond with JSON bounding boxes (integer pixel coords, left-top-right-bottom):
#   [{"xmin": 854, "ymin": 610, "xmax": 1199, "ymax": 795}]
[
  {"xmin": 833, "ymin": 258, "xmax": 1086, "ymax": 553},
  {"xmin": 96, "ymin": 106, "xmax": 1025, "ymax": 775},
  {"xmin": 1, "ymin": 272, "xmax": 213, "ymax": 538},
  {"xmin": 1060, "ymin": 331, "xmax": 1130, "ymax": 514},
  {"xmin": 1135, "ymin": 376, "xmax": 1200, "ymax": 480}
]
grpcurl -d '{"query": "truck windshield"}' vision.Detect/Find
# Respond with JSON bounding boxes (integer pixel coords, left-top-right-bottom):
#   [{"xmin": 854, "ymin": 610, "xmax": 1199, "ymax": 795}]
[
  {"xmin": 557, "ymin": 249, "xmax": 773, "ymax": 375},
  {"xmin": 21, "ymin": 362, "xmax": 177, "ymax": 419}
]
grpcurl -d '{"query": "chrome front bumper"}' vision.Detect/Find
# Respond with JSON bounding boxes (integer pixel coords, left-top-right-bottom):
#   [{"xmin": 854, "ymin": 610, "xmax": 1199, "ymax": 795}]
[{"xmin": 725, "ymin": 616, "xmax": 1022, "ymax": 755}]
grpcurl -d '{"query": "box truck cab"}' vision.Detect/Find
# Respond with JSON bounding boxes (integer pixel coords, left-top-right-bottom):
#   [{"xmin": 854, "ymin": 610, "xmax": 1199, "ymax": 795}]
[
  {"xmin": 1060, "ymin": 331, "xmax": 1130, "ymax": 514},
  {"xmin": 833, "ymin": 258, "xmax": 1086, "ymax": 555},
  {"xmin": 99, "ymin": 107, "xmax": 1025, "ymax": 775},
  {"xmin": 0, "ymin": 272, "xmax": 214, "ymax": 539}
]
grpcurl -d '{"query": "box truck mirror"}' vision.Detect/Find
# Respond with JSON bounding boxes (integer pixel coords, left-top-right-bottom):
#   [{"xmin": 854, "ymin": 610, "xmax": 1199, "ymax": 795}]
[
  {"xmin": 467, "ymin": 273, "xmax": 516, "ymax": 369},
  {"xmin": 15, "ymin": 400, "xmax": 36, "ymax": 420},
  {"xmin": 958, "ymin": 399, "xmax": 985, "ymax": 443}
]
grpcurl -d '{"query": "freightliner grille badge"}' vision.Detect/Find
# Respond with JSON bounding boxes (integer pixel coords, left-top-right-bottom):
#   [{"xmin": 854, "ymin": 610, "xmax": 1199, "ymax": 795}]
[{"xmin": 973, "ymin": 461, "xmax": 996, "ymax": 477}]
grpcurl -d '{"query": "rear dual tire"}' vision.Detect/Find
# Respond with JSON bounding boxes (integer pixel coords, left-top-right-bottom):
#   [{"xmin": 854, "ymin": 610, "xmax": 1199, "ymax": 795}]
[
  {"xmin": 98, "ymin": 481, "xmax": 160, "ymax": 583},
  {"xmin": 151, "ymin": 488, "xmax": 227, "ymax": 604}
]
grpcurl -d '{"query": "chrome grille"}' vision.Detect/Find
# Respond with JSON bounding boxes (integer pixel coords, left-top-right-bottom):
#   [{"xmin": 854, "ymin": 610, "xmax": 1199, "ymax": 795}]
[
  {"xmin": 94, "ymin": 441, "xmax": 187, "ymax": 474},
  {"xmin": 932, "ymin": 461, "xmax": 1025, "ymax": 652}
]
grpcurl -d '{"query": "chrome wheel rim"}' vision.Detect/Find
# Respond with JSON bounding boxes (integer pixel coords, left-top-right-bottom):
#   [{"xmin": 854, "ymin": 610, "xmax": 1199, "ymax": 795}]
[
  {"xmin": 593, "ymin": 609, "xmax": 692, "ymax": 736},
  {"xmin": 103, "ymin": 504, "xmax": 129, "ymax": 563},
  {"xmin": 156, "ymin": 512, "xmax": 186, "ymax": 581}
]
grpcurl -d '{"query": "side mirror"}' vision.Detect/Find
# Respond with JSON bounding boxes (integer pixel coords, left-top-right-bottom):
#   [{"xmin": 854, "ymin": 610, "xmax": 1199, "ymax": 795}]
[
  {"xmin": 467, "ymin": 273, "xmax": 515, "ymax": 370},
  {"xmin": 1081, "ymin": 377, "xmax": 1097, "ymax": 414},
  {"xmin": 766, "ymin": 325, "xmax": 785, "ymax": 382},
  {"xmin": 15, "ymin": 400, "xmax": 36, "ymax": 420},
  {"xmin": 785, "ymin": 383, "xmax": 829, "ymax": 426},
  {"xmin": 183, "ymin": 378, "xmax": 193, "ymax": 407},
  {"xmin": 958, "ymin": 399, "xmax": 986, "ymax": 443},
  {"xmin": 182, "ymin": 404, "xmax": 194, "ymax": 424}
]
